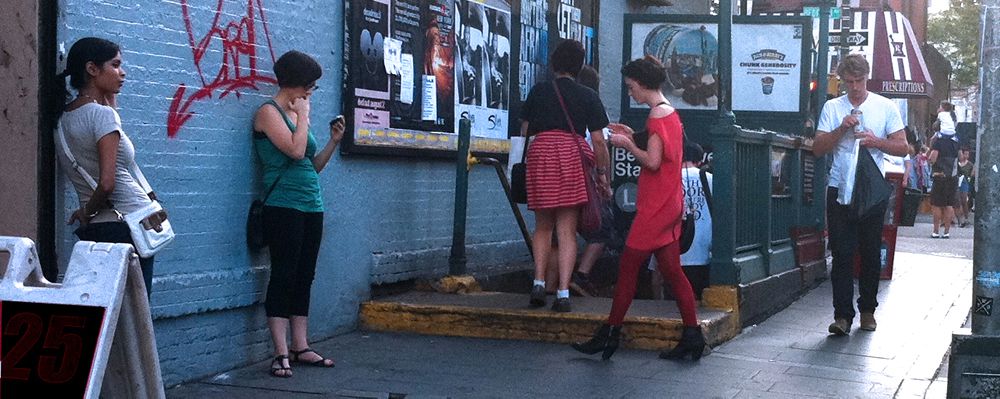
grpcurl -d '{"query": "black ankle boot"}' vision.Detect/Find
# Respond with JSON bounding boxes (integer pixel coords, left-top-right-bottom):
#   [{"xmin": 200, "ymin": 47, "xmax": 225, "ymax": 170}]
[
  {"xmin": 571, "ymin": 324, "xmax": 622, "ymax": 360},
  {"xmin": 659, "ymin": 326, "xmax": 706, "ymax": 361}
]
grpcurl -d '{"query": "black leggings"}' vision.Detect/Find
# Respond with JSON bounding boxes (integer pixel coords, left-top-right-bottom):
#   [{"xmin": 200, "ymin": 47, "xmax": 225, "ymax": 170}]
[{"xmin": 263, "ymin": 206, "xmax": 323, "ymax": 318}]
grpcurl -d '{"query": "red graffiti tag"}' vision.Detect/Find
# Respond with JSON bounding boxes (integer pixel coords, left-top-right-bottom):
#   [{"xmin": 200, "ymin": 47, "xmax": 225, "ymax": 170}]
[{"xmin": 167, "ymin": 0, "xmax": 278, "ymax": 137}]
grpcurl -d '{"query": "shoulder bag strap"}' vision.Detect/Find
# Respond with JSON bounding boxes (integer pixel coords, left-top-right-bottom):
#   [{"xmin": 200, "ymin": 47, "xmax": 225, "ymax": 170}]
[
  {"xmin": 259, "ymin": 100, "xmax": 294, "ymax": 202},
  {"xmin": 56, "ymin": 121, "xmax": 99, "ymax": 191},
  {"xmin": 700, "ymin": 168, "xmax": 713, "ymax": 216},
  {"xmin": 552, "ymin": 81, "xmax": 591, "ymax": 173},
  {"xmin": 520, "ymin": 131, "xmax": 530, "ymax": 162}
]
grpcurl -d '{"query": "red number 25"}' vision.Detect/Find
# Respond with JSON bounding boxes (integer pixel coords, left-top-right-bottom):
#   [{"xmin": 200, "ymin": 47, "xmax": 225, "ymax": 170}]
[{"xmin": 3, "ymin": 313, "xmax": 85, "ymax": 384}]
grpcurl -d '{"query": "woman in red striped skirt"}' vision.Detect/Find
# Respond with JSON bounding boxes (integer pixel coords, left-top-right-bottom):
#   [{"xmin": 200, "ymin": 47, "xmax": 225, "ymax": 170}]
[
  {"xmin": 571, "ymin": 56, "xmax": 705, "ymax": 361},
  {"xmin": 519, "ymin": 39, "xmax": 611, "ymax": 312}
]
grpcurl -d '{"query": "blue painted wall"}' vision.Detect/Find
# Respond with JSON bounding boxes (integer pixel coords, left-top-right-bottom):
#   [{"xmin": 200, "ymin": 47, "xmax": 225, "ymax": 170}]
[{"xmin": 55, "ymin": 0, "xmax": 529, "ymax": 386}]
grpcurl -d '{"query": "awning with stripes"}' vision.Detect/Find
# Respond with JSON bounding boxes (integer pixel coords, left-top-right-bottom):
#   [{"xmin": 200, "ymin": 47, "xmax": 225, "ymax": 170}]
[
  {"xmin": 758, "ymin": 9, "xmax": 935, "ymax": 98},
  {"xmin": 845, "ymin": 10, "xmax": 933, "ymax": 98}
]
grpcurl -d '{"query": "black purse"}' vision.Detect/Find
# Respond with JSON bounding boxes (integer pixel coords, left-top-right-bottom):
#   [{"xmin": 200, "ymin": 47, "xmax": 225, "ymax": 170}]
[
  {"xmin": 850, "ymin": 148, "xmax": 893, "ymax": 220},
  {"xmin": 510, "ymin": 135, "xmax": 530, "ymax": 204},
  {"xmin": 247, "ymin": 163, "xmax": 290, "ymax": 251}
]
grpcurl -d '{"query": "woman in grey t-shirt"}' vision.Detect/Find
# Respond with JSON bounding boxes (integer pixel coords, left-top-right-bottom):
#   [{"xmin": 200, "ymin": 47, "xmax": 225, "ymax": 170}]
[{"xmin": 54, "ymin": 37, "xmax": 160, "ymax": 297}]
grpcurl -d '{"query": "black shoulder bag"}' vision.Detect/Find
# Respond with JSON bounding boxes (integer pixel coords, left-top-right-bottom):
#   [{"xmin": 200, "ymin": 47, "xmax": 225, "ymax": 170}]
[
  {"xmin": 246, "ymin": 163, "xmax": 291, "ymax": 251},
  {"xmin": 247, "ymin": 100, "xmax": 296, "ymax": 250},
  {"xmin": 510, "ymin": 135, "xmax": 530, "ymax": 204}
]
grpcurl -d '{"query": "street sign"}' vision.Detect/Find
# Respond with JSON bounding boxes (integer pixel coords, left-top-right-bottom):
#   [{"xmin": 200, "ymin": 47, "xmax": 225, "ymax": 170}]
[
  {"xmin": 803, "ymin": 7, "xmax": 842, "ymax": 19},
  {"xmin": 829, "ymin": 32, "xmax": 869, "ymax": 46}
]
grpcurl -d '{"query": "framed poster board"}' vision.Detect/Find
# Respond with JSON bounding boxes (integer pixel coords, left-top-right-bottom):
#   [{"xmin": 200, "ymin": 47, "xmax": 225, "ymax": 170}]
[
  {"xmin": 343, "ymin": 0, "xmax": 514, "ymax": 157},
  {"xmin": 622, "ymin": 15, "xmax": 811, "ymax": 119},
  {"xmin": 731, "ymin": 17, "xmax": 811, "ymax": 114}
]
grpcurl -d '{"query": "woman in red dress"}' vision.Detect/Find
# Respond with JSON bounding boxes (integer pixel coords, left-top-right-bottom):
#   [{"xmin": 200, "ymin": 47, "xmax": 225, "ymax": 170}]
[{"xmin": 571, "ymin": 56, "xmax": 705, "ymax": 360}]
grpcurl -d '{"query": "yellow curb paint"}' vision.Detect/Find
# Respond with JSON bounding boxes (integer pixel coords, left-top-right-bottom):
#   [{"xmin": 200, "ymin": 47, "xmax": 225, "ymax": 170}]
[{"xmin": 359, "ymin": 301, "xmax": 738, "ymax": 352}]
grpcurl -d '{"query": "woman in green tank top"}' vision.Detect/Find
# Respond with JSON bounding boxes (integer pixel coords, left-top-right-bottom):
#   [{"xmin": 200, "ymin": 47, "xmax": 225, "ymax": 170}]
[{"xmin": 253, "ymin": 50, "xmax": 344, "ymax": 378}]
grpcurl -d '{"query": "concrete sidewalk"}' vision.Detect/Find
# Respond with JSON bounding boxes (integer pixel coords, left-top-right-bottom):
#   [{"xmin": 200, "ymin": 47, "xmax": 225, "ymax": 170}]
[{"xmin": 167, "ymin": 221, "xmax": 972, "ymax": 398}]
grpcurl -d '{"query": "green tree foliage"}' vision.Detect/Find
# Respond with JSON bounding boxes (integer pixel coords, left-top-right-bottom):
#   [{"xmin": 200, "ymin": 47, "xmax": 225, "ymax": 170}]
[{"xmin": 928, "ymin": 0, "xmax": 982, "ymax": 88}]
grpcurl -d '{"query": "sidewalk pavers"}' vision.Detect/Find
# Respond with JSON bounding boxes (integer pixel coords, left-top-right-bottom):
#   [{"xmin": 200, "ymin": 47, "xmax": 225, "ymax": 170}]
[{"xmin": 167, "ymin": 223, "xmax": 972, "ymax": 398}]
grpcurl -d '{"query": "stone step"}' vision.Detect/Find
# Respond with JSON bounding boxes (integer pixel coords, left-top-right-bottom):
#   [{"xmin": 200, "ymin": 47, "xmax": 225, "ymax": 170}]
[{"xmin": 360, "ymin": 291, "xmax": 739, "ymax": 352}]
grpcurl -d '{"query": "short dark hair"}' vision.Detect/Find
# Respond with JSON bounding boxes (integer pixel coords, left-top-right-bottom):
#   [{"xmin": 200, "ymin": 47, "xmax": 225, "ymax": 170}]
[
  {"xmin": 576, "ymin": 65, "xmax": 599, "ymax": 92},
  {"xmin": 274, "ymin": 50, "xmax": 323, "ymax": 88},
  {"xmin": 940, "ymin": 101, "xmax": 954, "ymax": 112},
  {"xmin": 550, "ymin": 40, "xmax": 585, "ymax": 76},
  {"xmin": 836, "ymin": 53, "xmax": 870, "ymax": 78},
  {"xmin": 683, "ymin": 139, "xmax": 704, "ymax": 164},
  {"xmin": 621, "ymin": 56, "xmax": 667, "ymax": 90}
]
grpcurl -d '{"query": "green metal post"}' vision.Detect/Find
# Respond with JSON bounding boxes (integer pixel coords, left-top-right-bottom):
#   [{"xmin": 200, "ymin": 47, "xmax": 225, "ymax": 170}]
[
  {"xmin": 814, "ymin": 1, "xmax": 833, "ymax": 120},
  {"xmin": 812, "ymin": 0, "xmax": 835, "ymax": 232},
  {"xmin": 710, "ymin": 0, "xmax": 740, "ymax": 285},
  {"xmin": 449, "ymin": 118, "xmax": 472, "ymax": 276}
]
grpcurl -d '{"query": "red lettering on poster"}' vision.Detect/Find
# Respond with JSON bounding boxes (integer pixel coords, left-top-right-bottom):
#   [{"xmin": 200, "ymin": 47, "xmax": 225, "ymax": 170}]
[{"xmin": 167, "ymin": 0, "xmax": 278, "ymax": 137}]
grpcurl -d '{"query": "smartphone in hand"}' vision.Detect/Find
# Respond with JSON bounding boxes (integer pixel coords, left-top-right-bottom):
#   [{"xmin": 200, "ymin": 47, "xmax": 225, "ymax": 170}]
[{"xmin": 330, "ymin": 115, "xmax": 345, "ymax": 128}]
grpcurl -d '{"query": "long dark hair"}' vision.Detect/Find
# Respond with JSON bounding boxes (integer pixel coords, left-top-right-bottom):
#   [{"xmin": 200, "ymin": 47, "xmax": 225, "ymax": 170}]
[{"xmin": 53, "ymin": 37, "xmax": 120, "ymax": 120}]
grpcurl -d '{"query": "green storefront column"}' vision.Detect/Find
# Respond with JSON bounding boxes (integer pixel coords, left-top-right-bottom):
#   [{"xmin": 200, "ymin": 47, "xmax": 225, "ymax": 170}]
[{"xmin": 709, "ymin": 0, "xmax": 739, "ymax": 286}]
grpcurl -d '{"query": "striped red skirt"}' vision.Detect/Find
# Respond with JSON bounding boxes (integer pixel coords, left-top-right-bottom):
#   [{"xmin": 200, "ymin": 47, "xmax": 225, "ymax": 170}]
[{"xmin": 525, "ymin": 130, "xmax": 595, "ymax": 210}]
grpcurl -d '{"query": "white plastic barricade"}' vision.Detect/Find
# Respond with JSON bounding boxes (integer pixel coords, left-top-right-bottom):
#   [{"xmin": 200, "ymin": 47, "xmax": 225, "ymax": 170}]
[{"xmin": 0, "ymin": 236, "xmax": 165, "ymax": 398}]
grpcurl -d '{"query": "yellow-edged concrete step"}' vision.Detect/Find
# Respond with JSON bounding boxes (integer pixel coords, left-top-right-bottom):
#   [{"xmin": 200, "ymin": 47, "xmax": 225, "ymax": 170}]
[{"xmin": 360, "ymin": 290, "xmax": 739, "ymax": 352}]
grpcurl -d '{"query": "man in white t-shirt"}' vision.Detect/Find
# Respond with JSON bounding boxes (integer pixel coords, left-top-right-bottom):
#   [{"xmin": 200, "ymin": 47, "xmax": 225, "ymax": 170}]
[{"xmin": 813, "ymin": 54, "xmax": 909, "ymax": 336}]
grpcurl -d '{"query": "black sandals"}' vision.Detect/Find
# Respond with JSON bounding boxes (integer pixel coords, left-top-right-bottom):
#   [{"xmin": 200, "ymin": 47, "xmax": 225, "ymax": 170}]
[
  {"xmin": 289, "ymin": 348, "xmax": 335, "ymax": 368},
  {"xmin": 270, "ymin": 355, "xmax": 292, "ymax": 378}
]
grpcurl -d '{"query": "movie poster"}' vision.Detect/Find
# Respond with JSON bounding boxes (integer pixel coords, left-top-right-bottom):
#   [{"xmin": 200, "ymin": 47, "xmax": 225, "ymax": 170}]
[
  {"xmin": 387, "ymin": 0, "xmax": 424, "ymax": 130},
  {"xmin": 516, "ymin": 0, "xmax": 548, "ymax": 103},
  {"xmin": 354, "ymin": 0, "xmax": 391, "ymax": 128},
  {"xmin": 421, "ymin": 0, "xmax": 456, "ymax": 131},
  {"xmin": 342, "ymin": 0, "xmax": 542, "ymax": 155},
  {"xmin": 455, "ymin": 0, "xmax": 511, "ymax": 139},
  {"xmin": 631, "ymin": 22, "xmax": 720, "ymax": 110}
]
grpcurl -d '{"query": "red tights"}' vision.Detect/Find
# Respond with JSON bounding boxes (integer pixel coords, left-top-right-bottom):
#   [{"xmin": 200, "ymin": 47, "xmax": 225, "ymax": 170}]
[{"xmin": 608, "ymin": 241, "xmax": 698, "ymax": 327}]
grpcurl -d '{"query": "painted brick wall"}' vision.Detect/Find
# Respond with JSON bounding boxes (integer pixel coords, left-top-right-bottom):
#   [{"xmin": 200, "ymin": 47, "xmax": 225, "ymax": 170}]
[{"xmin": 55, "ymin": 0, "xmax": 529, "ymax": 386}]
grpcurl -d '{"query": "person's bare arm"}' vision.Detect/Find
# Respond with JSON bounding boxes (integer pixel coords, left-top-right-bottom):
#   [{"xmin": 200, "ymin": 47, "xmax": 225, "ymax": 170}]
[
  {"xmin": 254, "ymin": 98, "xmax": 312, "ymax": 160},
  {"xmin": 813, "ymin": 113, "xmax": 860, "ymax": 156},
  {"xmin": 69, "ymin": 132, "xmax": 120, "ymax": 225},
  {"xmin": 857, "ymin": 129, "xmax": 908, "ymax": 157}
]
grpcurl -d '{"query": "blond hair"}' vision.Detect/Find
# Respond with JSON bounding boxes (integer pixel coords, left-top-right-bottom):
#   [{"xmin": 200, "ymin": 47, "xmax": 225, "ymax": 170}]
[{"xmin": 836, "ymin": 54, "xmax": 870, "ymax": 78}]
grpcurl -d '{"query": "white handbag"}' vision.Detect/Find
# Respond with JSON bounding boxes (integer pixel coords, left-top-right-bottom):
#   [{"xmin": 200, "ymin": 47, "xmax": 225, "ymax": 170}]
[{"xmin": 57, "ymin": 122, "xmax": 175, "ymax": 257}]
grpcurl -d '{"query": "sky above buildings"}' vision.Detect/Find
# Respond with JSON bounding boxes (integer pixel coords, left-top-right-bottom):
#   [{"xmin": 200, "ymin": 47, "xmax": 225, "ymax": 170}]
[{"xmin": 928, "ymin": 0, "xmax": 950, "ymax": 14}]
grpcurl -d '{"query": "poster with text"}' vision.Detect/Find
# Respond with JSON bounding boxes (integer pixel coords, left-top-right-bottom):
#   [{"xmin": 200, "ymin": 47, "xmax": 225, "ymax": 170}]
[
  {"xmin": 455, "ymin": 0, "xmax": 511, "ymax": 139},
  {"xmin": 341, "ymin": 0, "xmax": 568, "ymax": 156},
  {"xmin": 732, "ymin": 24, "xmax": 803, "ymax": 112},
  {"xmin": 630, "ymin": 22, "xmax": 719, "ymax": 110},
  {"xmin": 353, "ymin": 0, "xmax": 392, "ymax": 128},
  {"xmin": 387, "ymin": 0, "xmax": 425, "ymax": 130}
]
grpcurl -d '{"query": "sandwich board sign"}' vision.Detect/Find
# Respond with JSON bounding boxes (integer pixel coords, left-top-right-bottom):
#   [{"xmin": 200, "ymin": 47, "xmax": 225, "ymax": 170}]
[{"xmin": 0, "ymin": 237, "xmax": 164, "ymax": 398}]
